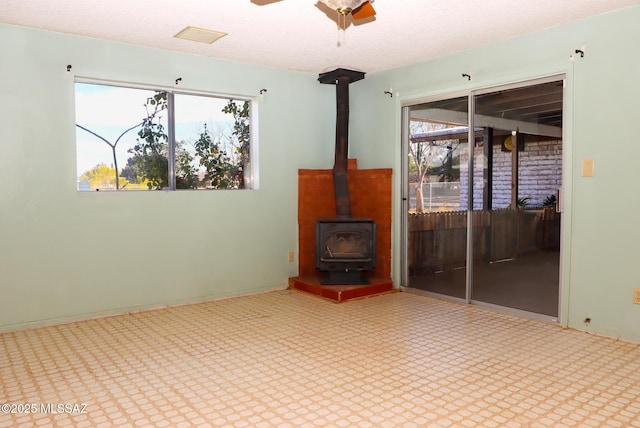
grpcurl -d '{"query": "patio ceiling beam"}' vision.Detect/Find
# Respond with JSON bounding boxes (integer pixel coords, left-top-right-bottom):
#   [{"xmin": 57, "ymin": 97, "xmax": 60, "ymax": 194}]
[
  {"xmin": 410, "ymin": 108, "xmax": 562, "ymax": 139},
  {"xmin": 410, "ymin": 128, "xmax": 483, "ymax": 143}
]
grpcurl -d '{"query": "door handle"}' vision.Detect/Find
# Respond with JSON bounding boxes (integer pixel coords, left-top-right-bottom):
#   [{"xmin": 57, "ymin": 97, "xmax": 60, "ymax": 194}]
[{"xmin": 556, "ymin": 187, "xmax": 563, "ymax": 213}]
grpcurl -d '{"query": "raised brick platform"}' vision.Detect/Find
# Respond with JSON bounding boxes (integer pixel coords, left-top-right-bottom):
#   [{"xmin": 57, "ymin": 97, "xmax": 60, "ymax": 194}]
[{"xmin": 289, "ymin": 276, "xmax": 394, "ymax": 302}]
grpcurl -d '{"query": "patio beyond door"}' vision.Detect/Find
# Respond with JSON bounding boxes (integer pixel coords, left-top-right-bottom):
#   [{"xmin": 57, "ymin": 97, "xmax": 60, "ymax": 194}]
[{"xmin": 403, "ymin": 77, "xmax": 563, "ymax": 318}]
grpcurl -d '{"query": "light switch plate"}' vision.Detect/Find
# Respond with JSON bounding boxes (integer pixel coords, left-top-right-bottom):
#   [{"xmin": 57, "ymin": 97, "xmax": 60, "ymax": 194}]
[{"xmin": 582, "ymin": 159, "xmax": 594, "ymax": 177}]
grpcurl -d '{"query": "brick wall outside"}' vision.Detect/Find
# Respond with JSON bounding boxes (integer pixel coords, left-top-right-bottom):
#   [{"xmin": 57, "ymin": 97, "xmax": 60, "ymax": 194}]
[
  {"xmin": 298, "ymin": 161, "xmax": 392, "ymax": 279},
  {"xmin": 460, "ymin": 139, "xmax": 562, "ymax": 209}
]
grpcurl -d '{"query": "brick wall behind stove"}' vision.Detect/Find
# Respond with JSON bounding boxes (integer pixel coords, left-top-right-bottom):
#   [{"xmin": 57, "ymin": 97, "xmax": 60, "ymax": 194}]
[{"xmin": 298, "ymin": 161, "xmax": 392, "ymax": 278}]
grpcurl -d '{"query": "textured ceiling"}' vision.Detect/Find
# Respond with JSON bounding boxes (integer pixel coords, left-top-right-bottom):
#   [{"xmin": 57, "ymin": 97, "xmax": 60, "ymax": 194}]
[{"xmin": 1, "ymin": 0, "xmax": 639, "ymax": 73}]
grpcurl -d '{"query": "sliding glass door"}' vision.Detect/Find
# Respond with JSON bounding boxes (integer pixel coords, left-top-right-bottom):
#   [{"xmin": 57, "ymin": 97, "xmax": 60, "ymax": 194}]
[
  {"xmin": 470, "ymin": 80, "xmax": 562, "ymax": 316},
  {"xmin": 404, "ymin": 95, "xmax": 469, "ymax": 299},
  {"xmin": 403, "ymin": 77, "xmax": 563, "ymax": 318}
]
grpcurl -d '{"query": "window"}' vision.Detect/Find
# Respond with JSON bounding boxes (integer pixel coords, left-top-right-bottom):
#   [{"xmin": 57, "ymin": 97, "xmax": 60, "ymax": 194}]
[{"xmin": 75, "ymin": 81, "xmax": 253, "ymax": 191}]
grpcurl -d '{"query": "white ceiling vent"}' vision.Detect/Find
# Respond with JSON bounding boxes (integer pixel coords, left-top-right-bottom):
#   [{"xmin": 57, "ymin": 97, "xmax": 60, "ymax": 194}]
[{"xmin": 174, "ymin": 26, "xmax": 227, "ymax": 44}]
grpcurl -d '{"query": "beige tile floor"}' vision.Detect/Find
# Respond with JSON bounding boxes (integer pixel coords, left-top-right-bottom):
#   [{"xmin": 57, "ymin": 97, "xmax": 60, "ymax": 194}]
[{"xmin": 1, "ymin": 289, "xmax": 639, "ymax": 428}]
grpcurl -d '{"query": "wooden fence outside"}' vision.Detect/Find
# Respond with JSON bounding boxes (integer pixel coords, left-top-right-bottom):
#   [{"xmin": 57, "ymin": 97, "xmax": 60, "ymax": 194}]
[{"xmin": 408, "ymin": 208, "xmax": 560, "ymax": 274}]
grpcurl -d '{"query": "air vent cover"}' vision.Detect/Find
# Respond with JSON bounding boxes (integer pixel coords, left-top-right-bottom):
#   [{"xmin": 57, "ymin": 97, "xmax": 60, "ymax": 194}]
[{"xmin": 174, "ymin": 26, "xmax": 227, "ymax": 44}]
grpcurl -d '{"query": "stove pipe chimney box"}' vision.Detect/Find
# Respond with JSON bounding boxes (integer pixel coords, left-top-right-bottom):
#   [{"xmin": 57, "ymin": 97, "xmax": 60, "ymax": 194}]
[{"xmin": 315, "ymin": 68, "xmax": 376, "ymax": 285}]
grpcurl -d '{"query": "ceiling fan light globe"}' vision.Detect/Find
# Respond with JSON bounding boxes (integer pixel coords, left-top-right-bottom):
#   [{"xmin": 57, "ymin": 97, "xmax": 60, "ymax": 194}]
[{"xmin": 319, "ymin": 0, "xmax": 368, "ymax": 15}]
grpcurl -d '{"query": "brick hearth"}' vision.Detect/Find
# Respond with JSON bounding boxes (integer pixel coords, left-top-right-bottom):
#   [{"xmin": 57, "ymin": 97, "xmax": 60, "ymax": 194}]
[{"xmin": 290, "ymin": 159, "xmax": 393, "ymax": 302}]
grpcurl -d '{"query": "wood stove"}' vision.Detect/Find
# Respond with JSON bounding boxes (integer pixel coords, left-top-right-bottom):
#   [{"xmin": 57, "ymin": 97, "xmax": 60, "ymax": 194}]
[
  {"xmin": 316, "ymin": 218, "xmax": 376, "ymax": 284},
  {"xmin": 315, "ymin": 68, "xmax": 376, "ymax": 285}
]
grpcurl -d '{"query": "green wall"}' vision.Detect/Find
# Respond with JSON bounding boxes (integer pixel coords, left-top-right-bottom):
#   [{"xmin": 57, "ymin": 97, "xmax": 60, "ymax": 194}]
[
  {"xmin": 350, "ymin": 6, "xmax": 640, "ymax": 342},
  {"xmin": 0, "ymin": 24, "xmax": 335, "ymax": 331}
]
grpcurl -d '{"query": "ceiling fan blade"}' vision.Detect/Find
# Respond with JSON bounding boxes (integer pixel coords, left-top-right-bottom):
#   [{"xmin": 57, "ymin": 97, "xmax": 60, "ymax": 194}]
[
  {"xmin": 251, "ymin": 0, "xmax": 283, "ymax": 5},
  {"xmin": 352, "ymin": 1, "xmax": 376, "ymax": 20}
]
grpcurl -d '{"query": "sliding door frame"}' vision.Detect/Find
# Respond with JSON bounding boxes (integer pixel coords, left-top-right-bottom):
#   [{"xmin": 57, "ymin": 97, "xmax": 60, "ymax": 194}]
[{"xmin": 401, "ymin": 74, "xmax": 566, "ymax": 322}]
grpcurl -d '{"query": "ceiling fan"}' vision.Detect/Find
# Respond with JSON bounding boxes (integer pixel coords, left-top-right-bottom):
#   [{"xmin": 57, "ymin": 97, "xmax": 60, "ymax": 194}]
[
  {"xmin": 320, "ymin": 0, "xmax": 376, "ymax": 20},
  {"xmin": 253, "ymin": 0, "xmax": 376, "ymax": 21}
]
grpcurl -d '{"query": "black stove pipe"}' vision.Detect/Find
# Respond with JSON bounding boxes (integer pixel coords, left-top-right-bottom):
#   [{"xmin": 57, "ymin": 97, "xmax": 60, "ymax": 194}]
[{"xmin": 318, "ymin": 68, "xmax": 366, "ymax": 219}]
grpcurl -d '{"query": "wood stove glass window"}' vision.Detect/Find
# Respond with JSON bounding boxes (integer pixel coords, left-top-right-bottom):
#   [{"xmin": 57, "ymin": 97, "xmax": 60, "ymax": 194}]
[{"xmin": 316, "ymin": 220, "xmax": 377, "ymax": 271}]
